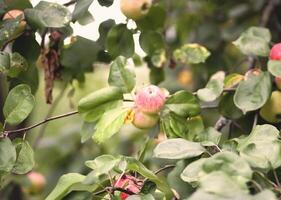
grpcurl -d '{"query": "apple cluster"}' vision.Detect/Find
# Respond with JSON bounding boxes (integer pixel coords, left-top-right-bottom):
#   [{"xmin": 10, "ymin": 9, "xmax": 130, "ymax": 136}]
[
  {"xmin": 260, "ymin": 43, "xmax": 281, "ymax": 123},
  {"xmin": 132, "ymin": 85, "xmax": 165, "ymax": 129}
]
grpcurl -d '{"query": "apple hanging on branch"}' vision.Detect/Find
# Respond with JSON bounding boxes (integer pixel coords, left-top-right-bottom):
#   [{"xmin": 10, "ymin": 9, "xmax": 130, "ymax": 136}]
[
  {"xmin": 132, "ymin": 85, "xmax": 166, "ymax": 129},
  {"xmin": 120, "ymin": 0, "xmax": 152, "ymax": 20}
]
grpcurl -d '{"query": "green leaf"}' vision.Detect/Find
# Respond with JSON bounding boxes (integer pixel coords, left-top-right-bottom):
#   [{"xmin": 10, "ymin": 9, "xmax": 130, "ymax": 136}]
[
  {"xmin": 106, "ymin": 24, "xmax": 134, "ymax": 58},
  {"xmin": 8, "ymin": 52, "xmax": 28, "ymax": 78},
  {"xmin": 161, "ymin": 112, "xmax": 189, "ymax": 139},
  {"xmin": 46, "ymin": 173, "xmax": 85, "ymax": 200},
  {"xmin": 153, "ymin": 138, "xmax": 205, "ymax": 159},
  {"xmin": 98, "ymin": 19, "xmax": 116, "ymax": 47},
  {"xmin": 237, "ymin": 124, "xmax": 281, "ymax": 169},
  {"xmin": 108, "ymin": 57, "xmax": 136, "ymax": 93},
  {"xmin": 0, "ymin": 51, "xmax": 10, "ymax": 73},
  {"xmin": 80, "ymin": 122, "xmax": 95, "ymax": 143},
  {"xmin": 267, "ymin": 60, "xmax": 281, "ymax": 77},
  {"xmin": 61, "ymin": 36, "xmax": 101, "ymax": 79},
  {"xmin": 3, "ymin": 84, "xmax": 35, "ymax": 125},
  {"xmin": 165, "ymin": 90, "xmax": 200, "ymax": 118},
  {"xmin": 181, "ymin": 151, "xmax": 252, "ymax": 186},
  {"xmin": 136, "ymin": 5, "xmax": 166, "ymax": 31},
  {"xmin": 234, "ymin": 71, "xmax": 271, "ymax": 113},
  {"xmin": 173, "ymin": 43, "xmax": 210, "ymax": 64},
  {"xmin": 197, "ymin": 72, "xmax": 225, "ymax": 102},
  {"xmin": 9, "ymin": 63, "xmax": 39, "ymax": 94},
  {"xmin": 125, "ymin": 157, "xmax": 173, "ymax": 199},
  {"xmin": 12, "ymin": 139, "xmax": 34, "ymax": 174},
  {"xmin": 81, "ymin": 100, "xmax": 122, "ymax": 122},
  {"xmin": 78, "ymin": 86, "xmax": 123, "ymax": 113},
  {"xmin": 167, "ymin": 161, "xmax": 193, "ymax": 199},
  {"xmin": 127, "ymin": 194, "xmax": 155, "ymax": 200},
  {"xmin": 12, "ymin": 34, "xmax": 41, "ymax": 63},
  {"xmin": 93, "ymin": 107, "xmax": 129, "ymax": 143},
  {"xmin": 0, "ymin": 138, "xmax": 16, "ymax": 172},
  {"xmin": 200, "ymin": 171, "xmax": 248, "ymax": 196},
  {"xmin": 72, "ymin": 0, "xmax": 94, "ymax": 24},
  {"xmin": 219, "ymin": 93, "xmax": 243, "ymax": 119},
  {"xmin": 188, "ymin": 189, "xmax": 277, "ymax": 200},
  {"xmin": 149, "ymin": 66, "xmax": 165, "ymax": 85},
  {"xmin": 5, "ymin": 0, "xmax": 32, "ymax": 10},
  {"xmin": 246, "ymin": 26, "xmax": 271, "ymax": 42},
  {"xmin": 24, "ymin": 1, "xmax": 71, "ymax": 29},
  {"xmin": 0, "ymin": 17, "xmax": 24, "ymax": 47},
  {"xmin": 198, "ymin": 127, "xmax": 221, "ymax": 146},
  {"xmin": 180, "ymin": 158, "xmax": 207, "ymax": 185},
  {"xmin": 139, "ymin": 31, "xmax": 165, "ymax": 55},
  {"xmin": 233, "ymin": 27, "xmax": 271, "ymax": 57},
  {"xmin": 85, "ymin": 155, "xmax": 119, "ymax": 175},
  {"xmin": 97, "ymin": 0, "xmax": 114, "ymax": 7},
  {"xmin": 0, "ymin": 52, "xmax": 28, "ymax": 78}
]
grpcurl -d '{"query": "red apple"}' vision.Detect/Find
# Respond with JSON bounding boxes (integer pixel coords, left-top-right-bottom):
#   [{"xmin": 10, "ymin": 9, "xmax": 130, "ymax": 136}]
[
  {"xmin": 270, "ymin": 43, "xmax": 281, "ymax": 60},
  {"xmin": 135, "ymin": 85, "xmax": 165, "ymax": 114},
  {"xmin": 26, "ymin": 171, "xmax": 46, "ymax": 194}
]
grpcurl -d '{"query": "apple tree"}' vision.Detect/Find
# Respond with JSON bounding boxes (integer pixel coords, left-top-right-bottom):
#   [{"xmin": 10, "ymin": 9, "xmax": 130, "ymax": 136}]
[{"xmin": 1, "ymin": 0, "xmax": 281, "ymax": 200}]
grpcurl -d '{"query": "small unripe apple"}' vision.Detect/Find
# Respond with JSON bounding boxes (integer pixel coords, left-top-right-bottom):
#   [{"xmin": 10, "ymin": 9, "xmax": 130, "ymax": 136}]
[
  {"xmin": 269, "ymin": 43, "xmax": 281, "ymax": 60},
  {"xmin": 260, "ymin": 91, "xmax": 281, "ymax": 123},
  {"xmin": 2, "ymin": 9, "xmax": 26, "ymax": 39},
  {"xmin": 135, "ymin": 85, "xmax": 165, "ymax": 114},
  {"xmin": 114, "ymin": 175, "xmax": 141, "ymax": 200},
  {"xmin": 26, "ymin": 171, "xmax": 46, "ymax": 194},
  {"xmin": 132, "ymin": 108, "xmax": 159, "ymax": 129},
  {"xmin": 244, "ymin": 68, "xmax": 262, "ymax": 80},
  {"xmin": 120, "ymin": 0, "xmax": 152, "ymax": 21},
  {"xmin": 275, "ymin": 76, "xmax": 281, "ymax": 90}
]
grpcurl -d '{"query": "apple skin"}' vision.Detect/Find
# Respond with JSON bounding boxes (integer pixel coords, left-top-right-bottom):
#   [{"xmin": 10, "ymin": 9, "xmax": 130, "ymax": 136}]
[
  {"xmin": 260, "ymin": 91, "xmax": 281, "ymax": 123},
  {"xmin": 26, "ymin": 171, "xmax": 46, "ymax": 194},
  {"xmin": 270, "ymin": 43, "xmax": 281, "ymax": 60},
  {"xmin": 114, "ymin": 175, "xmax": 141, "ymax": 200},
  {"xmin": 2, "ymin": 9, "xmax": 26, "ymax": 39},
  {"xmin": 132, "ymin": 108, "xmax": 159, "ymax": 129},
  {"xmin": 135, "ymin": 85, "xmax": 165, "ymax": 114},
  {"xmin": 120, "ymin": 0, "xmax": 152, "ymax": 21}
]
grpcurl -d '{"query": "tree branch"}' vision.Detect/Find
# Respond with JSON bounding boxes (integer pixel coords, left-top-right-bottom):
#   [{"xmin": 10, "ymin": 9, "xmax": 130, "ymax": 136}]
[
  {"xmin": 63, "ymin": 0, "xmax": 77, "ymax": 6},
  {"xmin": 260, "ymin": 0, "xmax": 281, "ymax": 27},
  {"xmin": 1, "ymin": 110, "xmax": 78, "ymax": 137}
]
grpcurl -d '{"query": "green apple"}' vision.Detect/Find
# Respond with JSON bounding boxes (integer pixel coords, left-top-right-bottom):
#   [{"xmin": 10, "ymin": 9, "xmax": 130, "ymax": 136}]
[
  {"xmin": 132, "ymin": 108, "xmax": 159, "ymax": 129},
  {"xmin": 120, "ymin": 0, "xmax": 152, "ymax": 21},
  {"xmin": 260, "ymin": 91, "xmax": 281, "ymax": 123}
]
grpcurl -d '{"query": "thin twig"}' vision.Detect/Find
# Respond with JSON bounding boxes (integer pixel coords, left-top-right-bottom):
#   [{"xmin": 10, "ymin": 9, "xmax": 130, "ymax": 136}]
[
  {"xmin": 93, "ymin": 186, "xmax": 135, "ymax": 197},
  {"xmin": 63, "ymin": 0, "xmax": 77, "ymax": 6},
  {"xmin": 154, "ymin": 164, "xmax": 176, "ymax": 175},
  {"xmin": 1, "ymin": 111, "xmax": 78, "ymax": 137},
  {"xmin": 252, "ymin": 113, "xmax": 258, "ymax": 130},
  {"xmin": 260, "ymin": 0, "xmax": 280, "ymax": 27},
  {"xmin": 33, "ymin": 84, "xmax": 67, "ymax": 148},
  {"xmin": 273, "ymin": 169, "xmax": 281, "ymax": 187}
]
